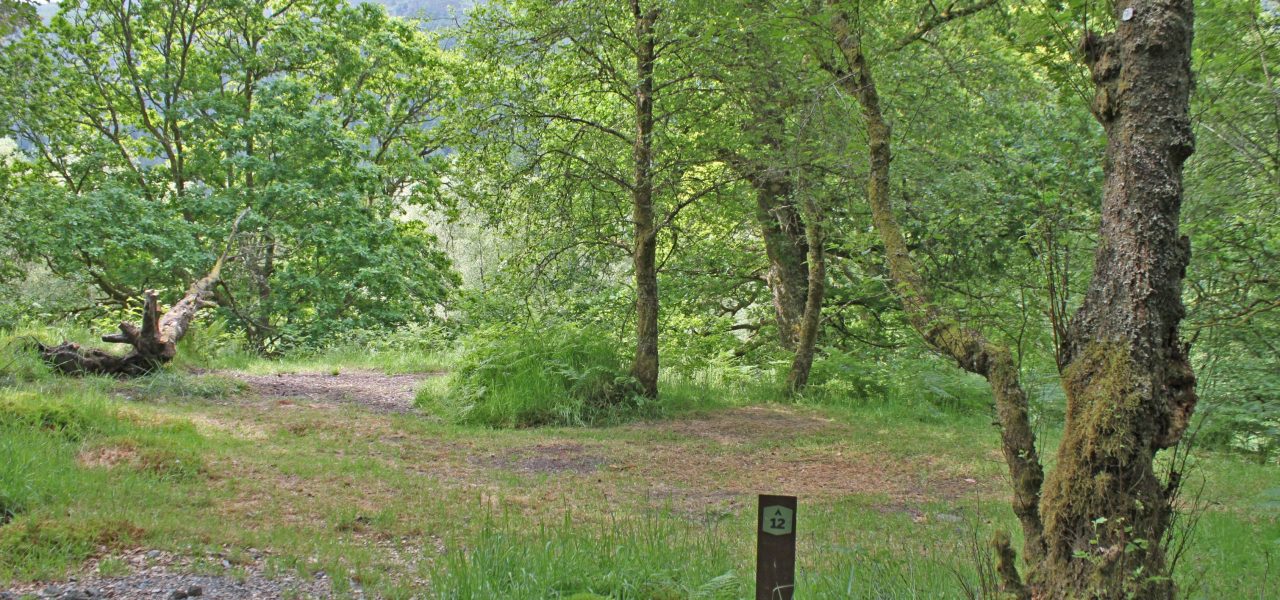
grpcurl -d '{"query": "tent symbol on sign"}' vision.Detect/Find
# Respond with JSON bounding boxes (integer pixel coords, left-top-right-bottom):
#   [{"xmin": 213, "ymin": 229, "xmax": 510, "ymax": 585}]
[{"xmin": 762, "ymin": 505, "xmax": 794, "ymax": 536}]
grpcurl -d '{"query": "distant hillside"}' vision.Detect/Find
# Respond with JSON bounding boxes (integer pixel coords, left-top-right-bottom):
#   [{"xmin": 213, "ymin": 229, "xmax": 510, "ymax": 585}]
[
  {"xmin": 359, "ymin": 0, "xmax": 475, "ymax": 24},
  {"xmin": 35, "ymin": 1, "xmax": 477, "ymax": 25}
]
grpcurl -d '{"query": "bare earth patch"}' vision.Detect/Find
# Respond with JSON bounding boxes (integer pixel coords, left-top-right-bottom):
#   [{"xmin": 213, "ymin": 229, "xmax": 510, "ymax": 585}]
[
  {"xmin": 631, "ymin": 405, "xmax": 844, "ymax": 445},
  {"xmin": 220, "ymin": 370, "xmax": 429, "ymax": 414},
  {"xmin": 488, "ymin": 442, "xmax": 608, "ymax": 475},
  {"xmin": 77, "ymin": 446, "xmax": 141, "ymax": 470}
]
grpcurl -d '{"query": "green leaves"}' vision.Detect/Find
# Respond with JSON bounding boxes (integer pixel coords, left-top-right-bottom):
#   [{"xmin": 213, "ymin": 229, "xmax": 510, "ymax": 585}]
[{"xmin": 0, "ymin": 0, "xmax": 457, "ymax": 350}]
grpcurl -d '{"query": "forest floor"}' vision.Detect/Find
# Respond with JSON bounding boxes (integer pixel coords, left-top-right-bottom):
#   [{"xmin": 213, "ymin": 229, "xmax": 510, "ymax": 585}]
[{"xmin": 1, "ymin": 364, "xmax": 1277, "ymax": 599}]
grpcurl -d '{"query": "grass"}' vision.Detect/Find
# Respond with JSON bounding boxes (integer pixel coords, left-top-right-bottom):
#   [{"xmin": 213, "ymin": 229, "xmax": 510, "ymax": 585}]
[
  {"xmin": 418, "ymin": 322, "xmax": 661, "ymax": 427},
  {"xmin": 0, "ymin": 329, "xmax": 1276, "ymax": 598}
]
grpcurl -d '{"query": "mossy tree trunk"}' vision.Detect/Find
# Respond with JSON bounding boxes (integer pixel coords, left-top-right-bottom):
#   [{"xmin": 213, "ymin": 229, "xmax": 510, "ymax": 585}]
[
  {"xmin": 785, "ymin": 191, "xmax": 825, "ymax": 394},
  {"xmin": 824, "ymin": 0, "xmax": 1197, "ymax": 597},
  {"xmin": 629, "ymin": 0, "xmax": 660, "ymax": 398},
  {"xmin": 1032, "ymin": 1, "xmax": 1198, "ymax": 597},
  {"xmin": 751, "ymin": 170, "xmax": 809, "ymax": 351},
  {"xmin": 825, "ymin": 2, "xmax": 1046, "ymax": 567}
]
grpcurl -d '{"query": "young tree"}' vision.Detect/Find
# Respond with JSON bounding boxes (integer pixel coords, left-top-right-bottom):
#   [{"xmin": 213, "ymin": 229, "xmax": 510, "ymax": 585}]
[
  {"xmin": 708, "ymin": 3, "xmax": 836, "ymax": 392},
  {"xmin": 452, "ymin": 0, "xmax": 729, "ymax": 397}
]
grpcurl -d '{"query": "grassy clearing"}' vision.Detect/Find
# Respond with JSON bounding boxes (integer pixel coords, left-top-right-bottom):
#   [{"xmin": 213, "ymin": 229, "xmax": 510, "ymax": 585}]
[{"xmin": 0, "ymin": 331, "xmax": 1276, "ymax": 598}]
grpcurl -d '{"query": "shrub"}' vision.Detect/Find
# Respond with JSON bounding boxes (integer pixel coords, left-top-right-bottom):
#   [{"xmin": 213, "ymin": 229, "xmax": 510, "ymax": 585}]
[{"xmin": 418, "ymin": 322, "xmax": 647, "ymax": 427}]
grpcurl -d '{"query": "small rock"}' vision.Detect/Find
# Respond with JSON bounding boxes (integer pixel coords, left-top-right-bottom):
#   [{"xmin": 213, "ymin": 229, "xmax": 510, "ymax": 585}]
[
  {"xmin": 1, "ymin": 591, "xmax": 18, "ymax": 600},
  {"xmin": 936, "ymin": 512, "xmax": 964, "ymax": 523},
  {"xmin": 42, "ymin": 586, "xmax": 62, "ymax": 598},
  {"xmin": 221, "ymin": 559, "xmax": 232, "ymax": 569},
  {"xmin": 186, "ymin": 586, "xmax": 203, "ymax": 597},
  {"xmin": 168, "ymin": 590, "xmax": 188, "ymax": 600},
  {"xmin": 146, "ymin": 550, "xmax": 162, "ymax": 560},
  {"xmin": 60, "ymin": 590, "xmax": 91, "ymax": 600}
]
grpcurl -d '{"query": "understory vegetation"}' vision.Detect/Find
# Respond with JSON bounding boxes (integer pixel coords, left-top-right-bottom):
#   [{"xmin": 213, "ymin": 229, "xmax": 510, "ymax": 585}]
[
  {"xmin": 417, "ymin": 322, "xmax": 649, "ymax": 427},
  {"xmin": 0, "ymin": 0, "xmax": 1277, "ymax": 597},
  {"xmin": 0, "ymin": 329, "xmax": 1276, "ymax": 597}
]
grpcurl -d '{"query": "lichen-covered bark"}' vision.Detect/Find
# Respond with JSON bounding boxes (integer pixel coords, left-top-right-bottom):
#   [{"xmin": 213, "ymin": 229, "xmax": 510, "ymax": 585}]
[
  {"xmin": 826, "ymin": 1, "xmax": 1046, "ymax": 579},
  {"xmin": 752, "ymin": 173, "xmax": 810, "ymax": 351},
  {"xmin": 785, "ymin": 193, "xmax": 825, "ymax": 393},
  {"xmin": 1033, "ymin": 1, "xmax": 1198, "ymax": 597},
  {"xmin": 629, "ymin": 0, "xmax": 659, "ymax": 398}
]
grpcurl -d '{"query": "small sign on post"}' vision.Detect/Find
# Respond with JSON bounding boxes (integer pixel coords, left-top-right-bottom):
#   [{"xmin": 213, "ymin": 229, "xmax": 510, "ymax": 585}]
[{"xmin": 756, "ymin": 494, "xmax": 797, "ymax": 600}]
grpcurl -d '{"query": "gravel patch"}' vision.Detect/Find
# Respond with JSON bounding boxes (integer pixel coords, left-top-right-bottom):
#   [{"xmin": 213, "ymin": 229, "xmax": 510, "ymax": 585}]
[{"xmin": 0, "ymin": 549, "xmax": 334, "ymax": 600}]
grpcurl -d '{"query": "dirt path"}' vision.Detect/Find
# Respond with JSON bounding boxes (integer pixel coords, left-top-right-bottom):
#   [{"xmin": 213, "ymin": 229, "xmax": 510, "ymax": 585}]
[
  {"xmin": 219, "ymin": 370, "xmax": 432, "ymax": 414},
  {"xmin": 4, "ymin": 371, "xmax": 1005, "ymax": 599}
]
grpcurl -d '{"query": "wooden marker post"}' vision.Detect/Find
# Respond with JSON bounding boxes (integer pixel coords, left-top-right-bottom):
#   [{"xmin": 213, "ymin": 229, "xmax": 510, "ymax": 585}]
[{"xmin": 756, "ymin": 494, "xmax": 797, "ymax": 600}]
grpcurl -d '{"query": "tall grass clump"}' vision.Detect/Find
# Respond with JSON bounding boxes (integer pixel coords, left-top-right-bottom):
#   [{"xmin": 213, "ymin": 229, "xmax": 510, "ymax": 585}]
[
  {"xmin": 417, "ymin": 322, "xmax": 647, "ymax": 427},
  {"xmin": 428, "ymin": 510, "xmax": 745, "ymax": 599}
]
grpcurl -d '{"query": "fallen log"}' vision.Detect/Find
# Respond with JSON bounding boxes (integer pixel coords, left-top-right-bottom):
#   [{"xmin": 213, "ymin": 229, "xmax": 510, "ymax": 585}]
[{"xmin": 38, "ymin": 209, "xmax": 247, "ymax": 376}]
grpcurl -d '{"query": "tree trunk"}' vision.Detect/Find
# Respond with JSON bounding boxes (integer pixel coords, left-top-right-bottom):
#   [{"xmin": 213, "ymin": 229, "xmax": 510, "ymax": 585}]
[
  {"xmin": 629, "ymin": 0, "xmax": 659, "ymax": 398},
  {"xmin": 826, "ymin": 0, "xmax": 1197, "ymax": 596},
  {"xmin": 39, "ymin": 209, "xmax": 247, "ymax": 377},
  {"xmin": 826, "ymin": 1, "xmax": 1047, "ymax": 571},
  {"xmin": 1032, "ymin": 1, "xmax": 1198, "ymax": 596},
  {"xmin": 751, "ymin": 167, "xmax": 810, "ymax": 351},
  {"xmin": 38, "ymin": 268, "xmax": 223, "ymax": 376},
  {"xmin": 785, "ymin": 192, "xmax": 824, "ymax": 393}
]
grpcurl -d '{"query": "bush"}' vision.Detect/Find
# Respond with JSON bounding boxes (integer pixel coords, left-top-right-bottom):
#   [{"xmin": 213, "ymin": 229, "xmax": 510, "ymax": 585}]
[{"xmin": 418, "ymin": 322, "xmax": 648, "ymax": 427}]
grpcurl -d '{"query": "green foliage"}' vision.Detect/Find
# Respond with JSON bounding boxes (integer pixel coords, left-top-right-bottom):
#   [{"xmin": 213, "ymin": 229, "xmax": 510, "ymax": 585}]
[
  {"xmin": 1181, "ymin": 0, "xmax": 1280, "ymax": 463},
  {"xmin": 798, "ymin": 350, "xmax": 994, "ymax": 421},
  {"xmin": 418, "ymin": 322, "xmax": 649, "ymax": 427},
  {"xmin": 0, "ymin": 0, "xmax": 35, "ymax": 36},
  {"xmin": 0, "ymin": 0, "xmax": 458, "ymax": 351},
  {"xmin": 427, "ymin": 510, "xmax": 745, "ymax": 600},
  {"xmin": 1196, "ymin": 353, "xmax": 1280, "ymax": 463}
]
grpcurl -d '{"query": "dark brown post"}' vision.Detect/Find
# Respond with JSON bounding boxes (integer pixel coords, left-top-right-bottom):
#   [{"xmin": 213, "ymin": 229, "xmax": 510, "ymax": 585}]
[{"xmin": 755, "ymin": 494, "xmax": 797, "ymax": 600}]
